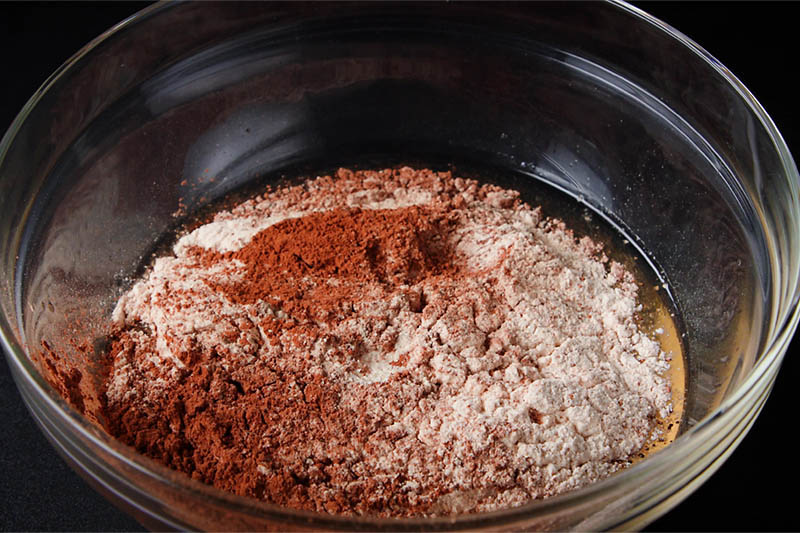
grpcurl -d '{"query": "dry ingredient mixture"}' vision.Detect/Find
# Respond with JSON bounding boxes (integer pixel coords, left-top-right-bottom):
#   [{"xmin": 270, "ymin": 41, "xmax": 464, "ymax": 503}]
[{"xmin": 102, "ymin": 167, "xmax": 675, "ymax": 517}]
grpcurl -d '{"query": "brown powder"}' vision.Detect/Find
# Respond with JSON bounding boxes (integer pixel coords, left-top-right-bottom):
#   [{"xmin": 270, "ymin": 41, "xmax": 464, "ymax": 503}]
[
  {"xmin": 101, "ymin": 167, "xmax": 675, "ymax": 517},
  {"xmin": 201, "ymin": 206, "xmax": 458, "ymax": 322}
]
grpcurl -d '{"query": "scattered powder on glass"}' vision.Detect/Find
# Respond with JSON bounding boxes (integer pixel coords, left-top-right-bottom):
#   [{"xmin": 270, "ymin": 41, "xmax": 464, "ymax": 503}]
[{"xmin": 102, "ymin": 167, "xmax": 672, "ymax": 517}]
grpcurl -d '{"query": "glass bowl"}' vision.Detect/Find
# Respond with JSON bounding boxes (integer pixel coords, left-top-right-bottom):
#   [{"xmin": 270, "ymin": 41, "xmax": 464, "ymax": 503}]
[{"xmin": 1, "ymin": 1, "xmax": 797, "ymax": 530}]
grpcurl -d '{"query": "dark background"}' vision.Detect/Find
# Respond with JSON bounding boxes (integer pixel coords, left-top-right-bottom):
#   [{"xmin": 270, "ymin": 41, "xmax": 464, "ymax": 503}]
[{"xmin": 0, "ymin": 2, "xmax": 797, "ymax": 531}]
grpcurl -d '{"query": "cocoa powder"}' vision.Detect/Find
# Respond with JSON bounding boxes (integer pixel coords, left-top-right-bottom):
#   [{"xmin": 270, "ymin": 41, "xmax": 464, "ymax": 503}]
[
  {"xmin": 101, "ymin": 167, "xmax": 674, "ymax": 517},
  {"xmin": 201, "ymin": 206, "xmax": 458, "ymax": 322}
]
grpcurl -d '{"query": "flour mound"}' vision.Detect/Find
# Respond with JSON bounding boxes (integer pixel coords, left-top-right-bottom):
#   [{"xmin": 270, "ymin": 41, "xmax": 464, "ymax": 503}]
[{"xmin": 104, "ymin": 167, "xmax": 672, "ymax": 517}]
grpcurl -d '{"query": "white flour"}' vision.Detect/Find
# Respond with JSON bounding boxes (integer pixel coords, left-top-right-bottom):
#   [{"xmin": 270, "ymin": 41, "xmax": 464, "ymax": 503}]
[{"xmin": 105, "ymin": 167, "xmax": 674, "ymax": 515}]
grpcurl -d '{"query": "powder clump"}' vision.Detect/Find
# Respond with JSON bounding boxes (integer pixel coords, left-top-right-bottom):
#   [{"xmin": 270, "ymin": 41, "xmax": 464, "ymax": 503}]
[{"xmin": 103, "ymin": 167, "xmax": 672, "ymax": 517}]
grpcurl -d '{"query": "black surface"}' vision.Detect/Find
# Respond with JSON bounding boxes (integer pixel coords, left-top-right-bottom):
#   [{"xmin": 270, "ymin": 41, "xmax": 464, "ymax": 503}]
[{"xmin": 1, "ymin": 2, "xmax": 797, "ymax": 531}]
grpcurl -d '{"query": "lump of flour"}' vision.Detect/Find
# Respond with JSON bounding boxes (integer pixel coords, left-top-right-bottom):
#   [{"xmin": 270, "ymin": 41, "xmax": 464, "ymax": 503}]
[{"xmin": 103, "ymin": 167, "xmax": 673, "ymax": 517}]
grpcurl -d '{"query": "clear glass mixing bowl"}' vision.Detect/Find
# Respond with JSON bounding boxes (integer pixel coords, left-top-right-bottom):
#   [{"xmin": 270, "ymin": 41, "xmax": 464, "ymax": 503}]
[{"xmin": 1, "ymin": 2, "xmax": 797, "ymax": 530}]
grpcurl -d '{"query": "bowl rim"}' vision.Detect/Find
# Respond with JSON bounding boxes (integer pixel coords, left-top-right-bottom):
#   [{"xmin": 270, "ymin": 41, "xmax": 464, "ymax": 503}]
[{"xmin": 1, "ymin": 0, "xmax": 798, "ymax": 529}]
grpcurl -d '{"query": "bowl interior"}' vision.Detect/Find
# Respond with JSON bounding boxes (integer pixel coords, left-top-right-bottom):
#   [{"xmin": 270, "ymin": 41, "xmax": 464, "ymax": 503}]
[{"xmin": 1, "ymin": 2, "xmax": 784, "ymax": 529}]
